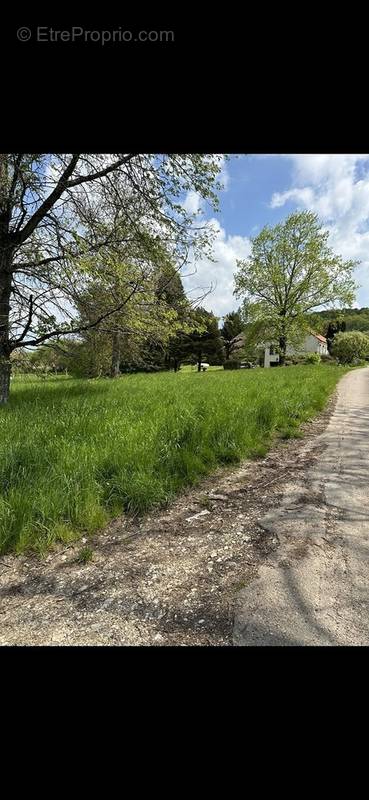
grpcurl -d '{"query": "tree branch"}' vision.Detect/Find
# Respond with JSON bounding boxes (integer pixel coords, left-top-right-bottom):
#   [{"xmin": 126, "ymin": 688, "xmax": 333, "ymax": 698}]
[
  {"xmin": 66, "ymin": 154, "xmax": 136, "ymax": 188},
  {"xmin": 12, "ymin": 281, "xmax": 141, "ymax": 349},
  {"xmin": 15, "ymin": 293, "xmax": 33, "ymax": 344},
  {"xmin": 16, "ymin": 154, "xmax": 81, "ymax": 244}
]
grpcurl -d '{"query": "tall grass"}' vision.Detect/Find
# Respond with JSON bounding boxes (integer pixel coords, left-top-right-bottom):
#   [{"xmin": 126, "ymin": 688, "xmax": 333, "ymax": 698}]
[{"xmin": 0, "ymin": 366, "xmax": 346, "ymax": 555}]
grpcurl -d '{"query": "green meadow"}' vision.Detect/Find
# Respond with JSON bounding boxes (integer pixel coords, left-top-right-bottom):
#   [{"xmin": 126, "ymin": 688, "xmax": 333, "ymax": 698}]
[{"xmin": 0, "ymin": 365, "xmax": 346, "ymax": 555}]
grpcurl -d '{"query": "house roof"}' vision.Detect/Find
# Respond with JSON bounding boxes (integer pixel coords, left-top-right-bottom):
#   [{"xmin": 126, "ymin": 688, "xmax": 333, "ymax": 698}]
[
  {"xmin": 231, "ymin": 330, "xmax": 327, "ymax": 345},
  {"xmin": 311, "ymin": 332, "xmax": 327, "ymax": 343}
]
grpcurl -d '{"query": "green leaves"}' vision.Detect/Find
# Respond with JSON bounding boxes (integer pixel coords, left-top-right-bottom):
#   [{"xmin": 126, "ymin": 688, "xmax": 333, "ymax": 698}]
[
  {"xmin": 332, "ymin": 331, "xmax": 369, "ymax": 363},
  {"xmin": 234, "ymin": 210, "xmax": 359, "ymax": 352},
  {"xmin": 3, "ymin": 154, "xmax": 225, "ymax": 369},
  {"xmin": 35, "ymin": 314, "xmax": 58, "ymax": 336}
]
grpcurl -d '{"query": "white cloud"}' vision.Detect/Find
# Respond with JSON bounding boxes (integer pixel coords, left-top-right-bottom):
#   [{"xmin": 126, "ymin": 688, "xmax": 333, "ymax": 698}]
[
  {"xmin": 271, "ymin": 187, "xmax": 315, "ymax": 208},
  {"xmin": 182, "ymin": 218, "xmax": 251, "ymax": 318},
  {"xmin": 183, "ymin": 190, "xmax": 202, "ymax": 215},
  {"xmin": 180, "ymin": 157, "xmax": 240, "ymax": 318},
  {"xmin": 288, "ymin": 154, "xmax": 369, "ymax": 185},
  {"xmin": 269, "ymin": 154, "xmax": 369, "ymax": 307}
]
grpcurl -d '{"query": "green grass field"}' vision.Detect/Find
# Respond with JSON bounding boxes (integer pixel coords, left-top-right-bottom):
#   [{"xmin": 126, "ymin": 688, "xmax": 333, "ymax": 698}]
[{"xmin": 0, "ymin": 365, "xmax": 347, "ymax": 555}]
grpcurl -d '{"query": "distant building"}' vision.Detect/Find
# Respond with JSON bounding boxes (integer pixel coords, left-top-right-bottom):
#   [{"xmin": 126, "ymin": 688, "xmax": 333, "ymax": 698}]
[
  {"xmin": 230, "ymin": 331, "xmax": 328, "ymax": 368},
  {"xmin": 263, "ymin": 332, "xmax": 328, "ymax": 367}
]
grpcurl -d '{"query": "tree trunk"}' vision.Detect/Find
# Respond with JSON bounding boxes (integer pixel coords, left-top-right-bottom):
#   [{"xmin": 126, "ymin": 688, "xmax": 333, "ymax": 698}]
[
  {"xmin": 110, "ymin": 331, "xmax": 121, "ymax": 378},
  {"xmin": 0, "ymin": 245, "xmax": 13, "ymax": 403},
  {"xmin": 197, "ymin": 352, "xmax": 202, "ymax": 372},
  {"xmin": 278, "ymin": 312, "xmax": 287, "ymax": 366},
  {"xmin": 0, "ymin": 358, "xmax": 11, "ymax": 404},
  {"xmin": 279, "ymin": 335, "xmax": 287, "ymax": 366}
]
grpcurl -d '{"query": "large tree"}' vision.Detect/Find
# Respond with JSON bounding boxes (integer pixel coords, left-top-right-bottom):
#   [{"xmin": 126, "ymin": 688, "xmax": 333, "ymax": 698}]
[
  {"xmin": 220, "ymin": 308, "xmax": 244, "ymax": 360},
  {"xmin": 173, "ymin": 307, "xmax": 225, "ymax": 371},
  {"xmin": 0, "ymin": 153, "xmax": 224, "ymax": 402},
  {"xmin": 143, "ymin": 262, "xmax": 192, "ymax": 373},
  {"xmin": 234, "ymin": 211, "xmax": 358, "ymax": 365},
  {"xmin": 74, "ymin": 247, "xmax": 192, "ymax": 377}
]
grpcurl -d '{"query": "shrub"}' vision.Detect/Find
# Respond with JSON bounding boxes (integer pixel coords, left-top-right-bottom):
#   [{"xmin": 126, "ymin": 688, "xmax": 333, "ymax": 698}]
[
  {"xmin": 304, "ymin": 352, "xmax": 321, "ymax": 365},
  {"xmin": 223, "ymin": 359, "xmax": 241, "ymax": 370},
  {"xmin": 332, "ymin": 331, "xmax": 369, "ymax": 364}
]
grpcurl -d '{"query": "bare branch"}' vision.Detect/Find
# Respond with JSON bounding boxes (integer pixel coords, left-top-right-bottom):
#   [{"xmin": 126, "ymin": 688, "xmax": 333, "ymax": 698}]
[
  {"xmin": 13, "ymin": 281, "xmax": 140, "ymax": 349},
  {"xmin": 15, "ymin": 294, "xmax": 34, "ymax": 344},
  {"xmin": 17, "ymin": 154, "xmax": 81, "ymax": 244}
]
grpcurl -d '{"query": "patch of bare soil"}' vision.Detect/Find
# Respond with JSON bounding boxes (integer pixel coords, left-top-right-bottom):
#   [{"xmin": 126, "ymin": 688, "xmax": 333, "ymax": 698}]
[{"xmin": 0, "ymin": 394, "xmax": 337, "ymax": 646}]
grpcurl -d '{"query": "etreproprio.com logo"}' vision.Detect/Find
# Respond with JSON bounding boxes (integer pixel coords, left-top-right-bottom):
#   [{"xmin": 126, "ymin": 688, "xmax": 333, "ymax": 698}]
[{"xmin": 16, "ymin": 26, "xmax": 175, "ymax": 45}]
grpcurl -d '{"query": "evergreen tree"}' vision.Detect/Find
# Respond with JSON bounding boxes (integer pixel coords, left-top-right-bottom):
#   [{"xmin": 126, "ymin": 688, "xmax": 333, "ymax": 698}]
[
  {"xmin": 220, "ymin": 309, "xmax": 244, "ymax": 360},
  {"xmin": 174, "ymin": 308, "xmax": 225, "ymax": 371},
  {"xmin": 325, "ymin": 319, "xmax": 346, "ymax": 354}
]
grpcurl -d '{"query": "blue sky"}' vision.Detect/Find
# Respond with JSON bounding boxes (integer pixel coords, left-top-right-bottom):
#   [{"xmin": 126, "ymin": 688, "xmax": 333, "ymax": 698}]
[{"xmin": 183, "ymin": 154, "xmax": 369, "ymax": 319}]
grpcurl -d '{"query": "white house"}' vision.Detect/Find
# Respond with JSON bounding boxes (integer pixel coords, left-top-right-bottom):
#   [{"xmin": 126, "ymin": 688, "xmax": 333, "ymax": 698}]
[{"xmin": 263, "ymin": 332, "xmax": 328, "ymax": 368}]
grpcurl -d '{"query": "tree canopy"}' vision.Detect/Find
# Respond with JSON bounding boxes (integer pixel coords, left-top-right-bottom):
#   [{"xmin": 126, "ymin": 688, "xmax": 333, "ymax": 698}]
[
  {"xmin": 0, "ymin": 153, "xmax": 225, "ymax": 401},
  {"xmin": 169, "ymin": 308, "xmax": 225, "ymax": 372},
  {"xmin": 220, "ymin": 309, "xmax": 244, "ymax": 359},
  {"xmin": 307, "ymin": 307, "xmax": 369, "ymax": 337},
  {"xmin": 73, "ymin": 254, "xmax": 192, "ymax": 377},
  {"xmin": 332, "ymin": 331, "xmax": 369, "ymax": 364},
  {"xmin": 234, "ymin": 210, "xmax": 358, "ymax": 364}
]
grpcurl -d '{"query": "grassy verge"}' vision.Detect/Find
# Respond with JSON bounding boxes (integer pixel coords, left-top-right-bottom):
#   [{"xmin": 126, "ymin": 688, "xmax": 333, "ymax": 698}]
[{"xmin": 0, "ymin": 365, "xmax": 347, "ymax": 555}]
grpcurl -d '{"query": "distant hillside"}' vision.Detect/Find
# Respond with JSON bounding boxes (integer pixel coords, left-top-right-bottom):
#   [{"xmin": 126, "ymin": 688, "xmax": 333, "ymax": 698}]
[{"xmin": 307, "ymin": 308, "xmax": 369, "ymax": 335}]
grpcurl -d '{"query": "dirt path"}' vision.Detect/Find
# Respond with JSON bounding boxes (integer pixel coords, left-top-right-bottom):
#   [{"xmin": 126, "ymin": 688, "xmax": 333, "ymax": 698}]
[
  {"xmin": 234, "ymin": 367, "xmax": 369, "ymax": 646},
  {"xmin": 0, "ymin": 385, "xmax": 346, "ymax": 646}
]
